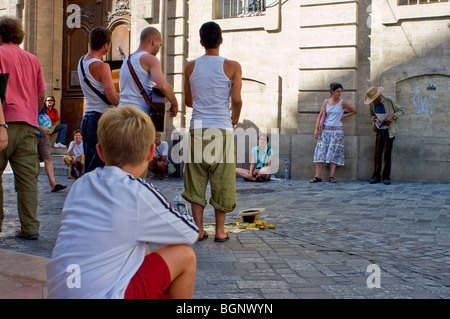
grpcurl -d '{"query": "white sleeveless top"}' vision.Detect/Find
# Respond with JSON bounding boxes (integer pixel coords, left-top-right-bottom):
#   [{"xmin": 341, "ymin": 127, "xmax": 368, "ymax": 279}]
[
  {"xmin": 78, "ymin": 57, "xmax": 110, "ymax": 113},
  {"xmin": 324, "ymin": 99, "xmax": 344, "ymax": 127},
  {"xmin": 189, "ymin": 55, "xmax": 232, "ymax": 130},
  {"xmin": 118, "ymin": 52, "xmax": 156, "ymax": 115}
]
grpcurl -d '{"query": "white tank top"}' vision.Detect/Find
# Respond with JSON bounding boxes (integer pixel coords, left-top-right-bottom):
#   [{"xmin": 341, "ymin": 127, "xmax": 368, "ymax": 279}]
[
  {"xmin": 324, "ymin": 99, "xmax": 344, "ymax": 127},
  {"xmin": 118, "ymin": 52, "xmax": 156, "ymax": 115},
  {"xmin": 189, "ymin": 55, "xmax": 232, "ymax": 130},
  {"xmin": 78, "ymin": 57, "xmax": 110, "ymax": 113}
]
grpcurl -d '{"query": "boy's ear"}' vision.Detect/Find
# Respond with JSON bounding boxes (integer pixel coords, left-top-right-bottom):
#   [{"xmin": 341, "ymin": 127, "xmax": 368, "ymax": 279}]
[
  {"xmin": 96, "ymin": 143, "xmax": 106, "ymax": 163},
  {"xmin": 146, "ymin": 143, "xmax": 156, "ymax": 162}
]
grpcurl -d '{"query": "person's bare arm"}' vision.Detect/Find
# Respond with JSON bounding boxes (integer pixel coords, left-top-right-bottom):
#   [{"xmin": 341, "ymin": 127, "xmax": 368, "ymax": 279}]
[
  {"xmin": 0, "ymin": 107, "xmax": 7, "ymax": 151},
  {"xmin": 314, "ymin": 100, "xmax": 327, "ymax": 139},
  {"xmin": 184, "ymin": 61, "xmax": 195, "ymax": 108},
  {"xmin": 91, "ymin": 62, "xmax": 119, "ymax": 105},
  {"xmin": 67, "ymin": 142, "xmax": 76, "ymax": 157},
  {"xmin": 341, "ymin": 100, "xmax": 357, "ymax": 120},
  {"xmin": 224, "ymin": 59, "xmax": 242, "ymax": 125},
  {"xmin": 37, "ymin": 90, "xmax": 46, "ymax": 113},
  {"xmin": 143, "ymin": 54, "xmax": 178, "ymax": 117}
]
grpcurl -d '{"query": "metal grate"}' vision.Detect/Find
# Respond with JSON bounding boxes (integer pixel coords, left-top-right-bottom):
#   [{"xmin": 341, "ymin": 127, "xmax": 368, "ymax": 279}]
[
  {"xmin": 398, "ymin": 0, "xmax": 448, "ymax": 5},
  {"xmin": 216, "ymin": 0, "xmax": 267, "ymax": 19}
]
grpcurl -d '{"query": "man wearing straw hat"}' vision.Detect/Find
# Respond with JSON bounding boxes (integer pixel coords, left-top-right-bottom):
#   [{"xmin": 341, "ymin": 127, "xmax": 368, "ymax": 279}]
[{"xmin": 364, "ymin": 87, "xmax": 404, "ymax": 185}]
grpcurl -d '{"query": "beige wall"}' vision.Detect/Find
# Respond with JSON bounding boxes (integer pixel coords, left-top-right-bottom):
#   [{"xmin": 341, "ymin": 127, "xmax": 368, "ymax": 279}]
[
  {"xmin": 0, "ymin": 0, "xmax": 64, "ymax": 112},
  {"xmin": 368, "ymin": 0, "xmax": 450, "ymax": 182}
]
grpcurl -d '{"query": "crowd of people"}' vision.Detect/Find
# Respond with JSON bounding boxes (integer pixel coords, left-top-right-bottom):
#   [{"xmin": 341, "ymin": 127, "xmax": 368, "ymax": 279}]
[{"xmin": 0, "ymin": 16, "xmax": 404, "ymax": 299}]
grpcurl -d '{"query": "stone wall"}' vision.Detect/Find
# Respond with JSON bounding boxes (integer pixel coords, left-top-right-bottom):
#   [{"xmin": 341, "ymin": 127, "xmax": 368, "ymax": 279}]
[
  {"xmin": 0, "ymin": 0, "xmax": 64, "ymax": 117},
  {"xmin": 367, "ymin": 0, "xmax": 450, "ymax": 182}
]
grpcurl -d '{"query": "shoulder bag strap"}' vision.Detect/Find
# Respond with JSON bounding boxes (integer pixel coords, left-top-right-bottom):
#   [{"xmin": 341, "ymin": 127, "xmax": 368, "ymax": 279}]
[
  {"xmin": 127, "ymin": 54, "xmax": 152, "ymax": 108},
  {"xmin": 261, "ymin": 146, "xmax": 270, "ymax": 168},
  {"xmin": 79, "ymin": 56, "xmax": 112, "ymax": 105}
]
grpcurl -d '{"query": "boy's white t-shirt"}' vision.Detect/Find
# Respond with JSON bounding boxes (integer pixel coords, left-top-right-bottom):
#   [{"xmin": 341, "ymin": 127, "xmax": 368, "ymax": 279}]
[
  {"xmin": 68, "ymin": 141, "xmax": 84, "ymax": 159},
  {"xmin": 46, "ymin": 166, "xmax": 198, "ymax": 299}
]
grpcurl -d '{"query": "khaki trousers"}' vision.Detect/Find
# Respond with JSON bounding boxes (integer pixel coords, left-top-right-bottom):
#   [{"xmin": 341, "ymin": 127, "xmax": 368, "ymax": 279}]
[{"xmin": 0, "ymin": 123, "xmax": 40, "ymax": 234}]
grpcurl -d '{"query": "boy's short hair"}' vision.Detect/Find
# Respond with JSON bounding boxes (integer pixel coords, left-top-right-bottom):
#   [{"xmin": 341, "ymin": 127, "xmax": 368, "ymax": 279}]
[
  {"xmin": 199, "ymin": 21, "xmax": 222, "ymax": 49},
  {"xmin": 98, "ymin": 106, "xmax": 155, "ymax": 168},
  {"xmin": 89, "ymin": 27, "xmax": 112, "ymax": 51},
  {"xmin": 73, "ymin": 129, "xmax": 82, "ymax": 137}
]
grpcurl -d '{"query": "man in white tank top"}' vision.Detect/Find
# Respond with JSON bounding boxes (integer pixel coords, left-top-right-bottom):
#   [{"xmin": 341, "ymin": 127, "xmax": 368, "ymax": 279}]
[
  {"xmin": 118, "ymin": 27, "xmax": 178, "ymax": 118},
  {"xmin": 78, "ymin": 27, "xmax": 119, "ymax": 173},
  {"xmin": 118, "ymin": 27, "xmax": 178, "ymax": 179},
  {"xmin": 183, "ymin": 22, "xmax": 242, "ymax": 243}
]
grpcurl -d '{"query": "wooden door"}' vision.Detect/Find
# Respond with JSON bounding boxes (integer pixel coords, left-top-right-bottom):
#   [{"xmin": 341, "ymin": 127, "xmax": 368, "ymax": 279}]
[{"xmin": 61, "ymin": 0, "xmax": 130, "ymax": 143}]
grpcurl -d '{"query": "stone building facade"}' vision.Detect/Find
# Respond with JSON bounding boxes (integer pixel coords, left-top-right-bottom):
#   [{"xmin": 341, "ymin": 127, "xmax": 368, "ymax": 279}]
[{"xmin": 1, "ymin": 0, "xmax": 449, "ymax": 182}]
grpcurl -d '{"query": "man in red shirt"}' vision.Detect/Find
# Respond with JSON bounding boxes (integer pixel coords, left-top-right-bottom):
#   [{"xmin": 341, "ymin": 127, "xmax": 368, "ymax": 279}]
[
  {"xmin": 0, "ymin": 16, "xmax": 47, "ymax": 240},
  {"xmin": 42, "ymin": 95, "xmax": 67, "ymax": 148}
]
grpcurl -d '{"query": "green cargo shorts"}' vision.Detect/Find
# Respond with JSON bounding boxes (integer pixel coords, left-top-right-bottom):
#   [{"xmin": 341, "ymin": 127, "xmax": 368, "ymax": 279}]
[
  {"xmin": 182, "ymin": 128, "xmax": 236, "ymax": 213},
  {"xmin": 0, "ymin": 123, "xmax": 40, "ymax": 234}
]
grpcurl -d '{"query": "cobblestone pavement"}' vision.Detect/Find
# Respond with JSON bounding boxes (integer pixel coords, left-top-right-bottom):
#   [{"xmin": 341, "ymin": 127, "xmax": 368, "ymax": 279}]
[{"xmin": 1, "ymin": 170, "xmax": 449, "ymax": 299}]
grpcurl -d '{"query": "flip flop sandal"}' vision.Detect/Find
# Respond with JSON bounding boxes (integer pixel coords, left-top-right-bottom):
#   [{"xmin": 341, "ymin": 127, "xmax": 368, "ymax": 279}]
[
  {"xmin": 197, "ymin": 232, "xmax": 208, "ymax": 242},
  {"xmin": 214, "ymin": 233, "xmax": 230, "ymax": 243},
  {"xmin": 310, "ymin": 177, "xmax": 322, "ymax": 183},
  {"xmin": 329, "ymin": 177, "xmax": 336, "ymax": 183},
  {"xmin": 51, "ymin": 184, "xmax": 67, "ymax": 192}
]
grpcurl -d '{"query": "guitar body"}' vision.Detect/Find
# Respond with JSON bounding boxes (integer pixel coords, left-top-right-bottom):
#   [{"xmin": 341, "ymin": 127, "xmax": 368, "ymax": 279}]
[{"xmin": 112, "ymin": 69, "xmax": 120, "ymax": 93}]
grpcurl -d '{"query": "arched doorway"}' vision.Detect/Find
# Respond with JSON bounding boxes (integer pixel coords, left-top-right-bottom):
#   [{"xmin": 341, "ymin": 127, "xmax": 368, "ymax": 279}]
[{"xmin": 60, "ymin": 0, "xmax": 131, "ymax": 142}]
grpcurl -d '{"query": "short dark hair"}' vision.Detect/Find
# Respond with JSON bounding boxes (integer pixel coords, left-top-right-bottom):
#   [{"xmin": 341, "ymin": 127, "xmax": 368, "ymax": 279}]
[
  {"xmin": 199, "ymin": 21, "xmax": 222, "ymax": 49},
  {"xmin": 330, "ymin": 83, "xmax": 343, "ymax": 93},
  {"xmin": 0, "ymin": 16, "xmax": 25, "ymax": 45},
  {"xmin": 89, "ymin": 27, "xmax": 112, "ymax": 51},
  {"xmin": 73, "ymin": 129, "xmax": 83, "ymax": 137}
]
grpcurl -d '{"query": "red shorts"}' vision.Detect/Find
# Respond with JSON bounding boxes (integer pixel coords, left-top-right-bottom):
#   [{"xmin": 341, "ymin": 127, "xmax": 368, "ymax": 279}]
[{"xmin": 124, "ymin": 252, "xmax": 172, "ymax": 299}]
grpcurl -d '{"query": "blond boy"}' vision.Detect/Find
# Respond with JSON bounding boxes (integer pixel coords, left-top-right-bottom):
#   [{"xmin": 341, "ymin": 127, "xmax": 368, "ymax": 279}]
[{"xmin": 47, "ymin": 106, "xmax": 198, "ymax": 299}]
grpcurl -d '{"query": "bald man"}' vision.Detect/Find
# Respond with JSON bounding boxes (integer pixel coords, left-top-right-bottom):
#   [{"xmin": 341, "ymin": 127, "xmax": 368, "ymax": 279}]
[{"xmin": 119, "ymin": 26, "xmax": 178, "ymax": 118}]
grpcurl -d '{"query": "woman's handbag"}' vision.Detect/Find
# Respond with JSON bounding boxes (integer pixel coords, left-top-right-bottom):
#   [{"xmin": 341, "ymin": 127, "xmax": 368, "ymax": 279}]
[
  {"xmin": 127, "ymin": 54, "xmax": 166, "ymax": 131},
  {"xmin": 318, "ymin": 108, "xmax": 326, "ymax": 133}
]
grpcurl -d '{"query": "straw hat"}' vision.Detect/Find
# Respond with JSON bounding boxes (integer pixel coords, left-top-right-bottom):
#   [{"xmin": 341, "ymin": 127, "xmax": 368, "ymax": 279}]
[
  {"xmin": 239, "ymin": 208, "xmax": 265, "ymax": 223},
  {"xmin": 364, "ymin": 87, "xmax": 384, "ymax": 105}
]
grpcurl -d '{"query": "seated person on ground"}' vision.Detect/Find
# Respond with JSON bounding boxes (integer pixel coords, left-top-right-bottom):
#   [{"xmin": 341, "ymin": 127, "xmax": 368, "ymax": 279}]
[
  {"xmin": 42, "ymin": 95, "xmax": 68, "ymax": 148},
  {"xmin": 63, "ymin": 129, "xmax": 85, "ymax": 179},
  {"xmin": 46, "ymin": 106, "xmax": 198, "ymax": 299},
  {"xmin": 148, "ymin": 132, "xmax": 169, "ymax": 180},
  {"xmin": 236, "ymin": 134, "xmax": 273, "ymax": 182}
]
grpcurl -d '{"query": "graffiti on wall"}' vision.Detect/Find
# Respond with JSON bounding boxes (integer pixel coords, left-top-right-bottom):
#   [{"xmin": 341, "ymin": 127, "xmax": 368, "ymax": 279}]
[{"xmin": 411, "ymin": 90, "xmax": 437, "ymax": 116}]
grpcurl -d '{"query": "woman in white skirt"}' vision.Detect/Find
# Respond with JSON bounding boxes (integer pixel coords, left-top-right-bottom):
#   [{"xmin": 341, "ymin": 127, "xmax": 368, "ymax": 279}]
[{"xmin": 310, "ymin": 83, "xmax": 357, "ymax": 183}]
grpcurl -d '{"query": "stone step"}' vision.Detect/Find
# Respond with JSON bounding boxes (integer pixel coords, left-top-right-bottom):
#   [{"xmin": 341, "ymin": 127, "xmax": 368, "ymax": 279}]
[
  {"xmin": 40, "ymin": 148, "xmax": 70, "ymax": 176},
  {"xmin": 39, "ymin": 162, "xmax": 68, "ymax": 176},
  {"xmin": 0, "ymin": 249, "xmax": 49, "ymax": 299}
]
